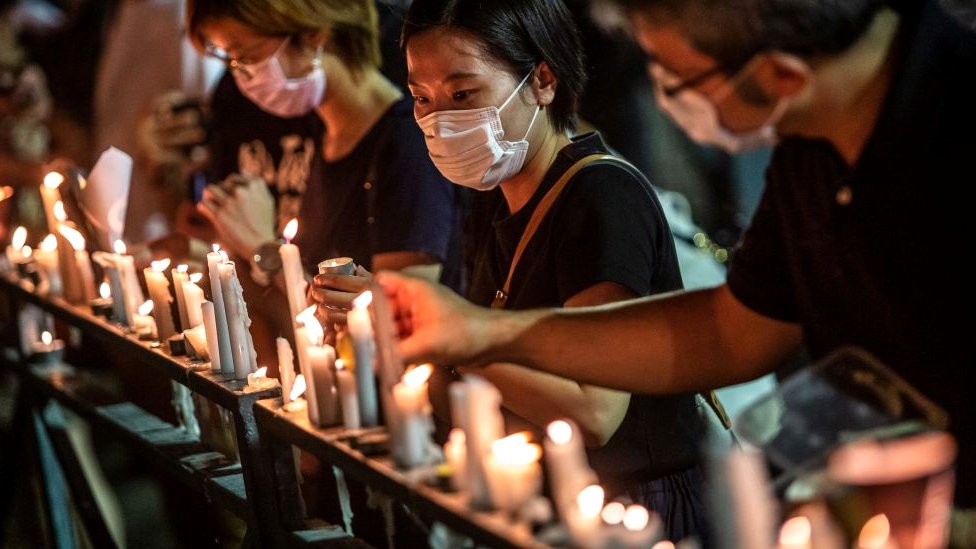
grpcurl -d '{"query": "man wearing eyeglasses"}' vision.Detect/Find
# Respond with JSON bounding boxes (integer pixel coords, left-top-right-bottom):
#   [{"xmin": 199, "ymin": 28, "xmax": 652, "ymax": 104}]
[{"xmin": 365, "ymin": 0, "xmax": 976, "ymax": 536}]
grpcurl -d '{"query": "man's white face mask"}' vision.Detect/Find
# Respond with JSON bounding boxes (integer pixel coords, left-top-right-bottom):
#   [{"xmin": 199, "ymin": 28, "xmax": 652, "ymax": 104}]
[
  {"xmin": 650, "ymin": 57, "xmax": 789, "ymax": 154},
  {"xmin": 417, "ymin": 71, "xmax": 541, "ymax": 191}
]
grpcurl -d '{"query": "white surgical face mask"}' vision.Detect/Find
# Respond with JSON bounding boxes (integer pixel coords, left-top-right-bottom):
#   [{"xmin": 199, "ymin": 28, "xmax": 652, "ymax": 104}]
[
  {"xmin": 234, "ymin": 37, "xmax": 325, "ymax": 118},
  {"xmin": 650, "ymin": 60, "xmax": 787, "ymax": 154},
  {"xmin": 417, "ymin": 72, "xmax": 541, "ymax": 191}
]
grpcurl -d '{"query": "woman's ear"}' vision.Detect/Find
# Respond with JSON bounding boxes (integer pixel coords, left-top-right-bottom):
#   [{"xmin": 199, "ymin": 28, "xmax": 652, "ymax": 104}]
[
  {"xmin": 533, "ymin": 62, "xmax": 558, "ymax": 107},
  {"xmin": 300, "ymin": 30, "xmax": 330, "ymax": 52}
]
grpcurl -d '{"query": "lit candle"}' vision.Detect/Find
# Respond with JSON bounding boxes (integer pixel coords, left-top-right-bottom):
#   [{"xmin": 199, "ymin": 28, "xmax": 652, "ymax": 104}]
[
  {"xmin": 295, "ymin": 307, "xmax": 339, "ymax": 427},
  {"xmin": 113, "ymin": 240, "xmax": 144, "ymax": 329},
  {"xmin": 545, "ymin": 419, "xmax": 598, "ymax": 520},
  {"xmin": 217, "ymin": 261, "xmax": 257, "ymax": 380},
  {"xmin": 602, "ymin": 501, "xmax": 626, "ymax": 526},
  {"xmin": 777, "ymin": 516, "xmax": 812, "ymax": 549},
  {"xmin": 617, "ymin": 504, "xmax": 659, "ymax": 548},
  {"xmin": 317, "ymin": 256, "xmax": 356, "ymax": 276},
  {"xmin": 483, "ymin": 432, "xmax": 542, "ymax": 513},
  {"xmin": 92, "ymin": 248, "xmax": 127, "ymax": 325},
  {"xmin": 277, "ymin": 337, "xmax": 296, "ymax": 404},
  {"xmin": 91, "ymin": 281, "xmax": 114, "ymax": 318},
  {"xmin": 202, "ymin": 301, "xmax": 221, "ymax": 370},
  {"xmin": 449, "ymin": 375, "xmax": 505, "ymax": 509},
  {"xmin": 39, "ymin": 171, "xmax": 64, "ymax": 234},
  {"xmin": 183, "ymin": 324, "xmax": 208, "ymax": 358},
  {"xmin": 566, "ymin": 485, "xmax": 604, "ymax": 544},
  {"xmin": 335, "ymin": 359, "xmax": 359, "ymax": 429},
  {"xmin": 443, "ymin": 428, "xmax": 467, "ymax": 491},
  {"xmin": 182, "ymin": 273, "xmax": 205, "ymax": 328},
  {"xmin": 247, "ymin": 366, "xmax": 277, "ymax": 391},
  {"xmin": 391, "ymin": 364, "xmax": 434, "ymax": 468},
  {"xmin": 5, "ymin": 226, "xmax": 28, "ymax": 269},
  {"xmin": 347, "ymin": 291, "xmax": 378, "ymax": 427},
  {"xmin": 133, "ymin": 300, "xmax": 158, "ymax": 339},
  {"xmin": 171, "ymin": 264, "xmax": 190, "ymax": 331},
  {"xmin": 206, "ymin": 245, "xmax": 234, "ymax": 374},
  {"xmin": 57, "ymin": 225, "xmax": 97, "ymax": 302},
  {"xmin": 143, "ymin": 259, "xmax": 177, "ymax": 340},
  {"xmin": 34, "ymin": 234, "xmax": 62, "ymax": 296},
  {"xmin": 279, "ymin": 219, "xmax": 308, "ymax": 325},
  {"xmin": 31, "ymin": 330, "xmax": 65, "ymax": 362},
  {"xmin": 283, "ymin": 374, "xmax": 309, "ymax": 413}
]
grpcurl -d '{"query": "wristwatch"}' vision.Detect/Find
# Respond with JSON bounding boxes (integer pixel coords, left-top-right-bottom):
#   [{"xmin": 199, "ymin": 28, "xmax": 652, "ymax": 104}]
[{"xmin": 252, "ymin": 240, "xmax": 283, "ymax": 274}]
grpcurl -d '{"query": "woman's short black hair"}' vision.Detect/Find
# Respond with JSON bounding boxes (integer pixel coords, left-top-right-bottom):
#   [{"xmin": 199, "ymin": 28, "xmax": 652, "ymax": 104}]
[{"xmin": 401, "ymin": 0, "xmax": 586, "ymax": 133}]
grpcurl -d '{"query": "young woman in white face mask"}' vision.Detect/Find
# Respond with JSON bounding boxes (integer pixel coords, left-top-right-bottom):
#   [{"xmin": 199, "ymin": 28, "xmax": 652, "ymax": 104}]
[
  {"xmin": 400, "ymin": 0, "xmax": 709, "ymax": 539},
  {"xmin": 185, "ymin": 0, "xmax": 465, "ymax": 313}
]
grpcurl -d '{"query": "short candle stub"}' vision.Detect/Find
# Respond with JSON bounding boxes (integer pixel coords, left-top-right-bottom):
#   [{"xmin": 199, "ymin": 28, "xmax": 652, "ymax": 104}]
[
  {"xmin": 167, "ymin": 334, "xmax": 187, "ymax": 356},
  {"xmin": 317, "ymin": 257, "xmax": 356, "ymax": 276}
]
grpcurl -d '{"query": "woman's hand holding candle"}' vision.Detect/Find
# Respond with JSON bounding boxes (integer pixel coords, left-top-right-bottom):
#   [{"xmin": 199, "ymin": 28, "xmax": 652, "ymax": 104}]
[{"xmin": 311, "ymin": 266, "xmax": 372, "ymax": 325}]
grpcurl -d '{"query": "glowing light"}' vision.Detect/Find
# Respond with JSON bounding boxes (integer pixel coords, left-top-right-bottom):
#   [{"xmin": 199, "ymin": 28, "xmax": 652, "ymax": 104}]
[
  {"xmin": 297, "ymin": 306, "xmax": 323, "ymax": 346},
  {"xmin": 253, "ymin": 366, "xmax": 267, "ymax": 378},
  {"xmin": 212, "ymin": 243, "xmax": 220, "ymax": 253},
  {"xmin": 41, "ymin": 331, "xmax": 53, "ymax": 345},
  {"xmin": 601, "ymin": 502, "xmax": 626, "ymax": 525},
  {"xmin": 43, "ymin": 171, "xmax": 64, "ymax": 189},
  {"xmin": 0, "ymin": 186, "xmax": 13, "ymax": 201},
  {"xmin": 491, "ymin": 432, "xmax": 541, "ymax": 466},
  {"xmin": 40, "ymin": 234, "xmax": 58, "ymax": 252},
  {"xmin": 290, "ymin": 374, "xmax": 307, "ymax": 401},
  {"xmin": 335, "ymin": 359, "xmax": 346, "ymax": 371},
  {"xmin": 138, "ymin": 300, "xmax": 154, "ymax": 316},
  {"xmin": 77, "ymin": 174, "xmax": 87, "ymax": 190},
  {"xmin": 623, "ymin": 505, "xmax": 650, "ymax": 531},
  {"xmin": 576, "ymin": 485, "xmax": 605, "ymax": 518},
  {"xmin": 402, "ymin": 364, "xmax": 433, "ymax": 387},
  {"xmin": 58, "ymin": 225, "xmax": 86, "ymax": 251},
  {"xmin": 177, "ymin": 264, "xmax": 188, "ymax": 273},
  {"xmin": 779, "ymin": 516, "xmax": 812, "ymax": 547},
  {"xmin": 858, "ymin": 514, "xmax": 891, "ymax": 548},
  {"xmin": 652, "ymin": 542, "xmax": 675, "ymax": 549},
  {"xmin": 283, "ymin": 218, "xmax": 298, "ymax": 243},
  {"xmin": 11, "ymin": 226, "xmax": 27, "ymax": 250},
  {"xmin": 190, "ymin": 273, "xmax": 203, "ymax": 284},
  {"xmin": 219, "ymin": 250, "xmax": 228, "ymax": 261},
  {"xmin": 353, "ymin": 290, "xmax": 373, "ymax": 309},
  {"xmin": 113, "ymin": 240, "xmax": 126, "ymax": 254},
  {"xmin": 151, "ymin": 258, "xmax": 171, "ymax": 272},
  {"xmin": 53, "ymin": 201, "xmax": 67, "ymax": 222},
  {"xmin": 22, "ymin": 245, "xmax": 33, "ymax": 258},
  {"xmin": 547, "ymin": 420, "xmax": 573, "ymax": 445},
  {"xmin": 99, "ymin": 281, "xmax": 111, "ymax": 299}
]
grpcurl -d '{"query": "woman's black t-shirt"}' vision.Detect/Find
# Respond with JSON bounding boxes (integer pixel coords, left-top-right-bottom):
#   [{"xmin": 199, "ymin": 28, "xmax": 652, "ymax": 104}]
[
  {"xmin": 466, "ymin": 132, "xmax": 705, "ymax": 490},
  {"xmin": 294, "ymin": 97, "xmax": 464, "ymax": 291}
]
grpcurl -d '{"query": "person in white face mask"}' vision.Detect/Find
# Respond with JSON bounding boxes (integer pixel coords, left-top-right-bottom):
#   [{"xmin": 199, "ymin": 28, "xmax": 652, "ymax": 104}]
[{"xmin": 393, "ymin": 0, "xmax": 711, "ymax": 539}]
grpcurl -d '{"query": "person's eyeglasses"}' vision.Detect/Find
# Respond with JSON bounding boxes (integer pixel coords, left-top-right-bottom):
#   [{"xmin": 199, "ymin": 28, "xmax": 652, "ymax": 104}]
[
  {"xmin": 648, "ymin": 54, "xmax": 756, "ymax": 97},
  {"xmin": 204, "ymin": 43, "xmax": 253, "ymax": 80}
]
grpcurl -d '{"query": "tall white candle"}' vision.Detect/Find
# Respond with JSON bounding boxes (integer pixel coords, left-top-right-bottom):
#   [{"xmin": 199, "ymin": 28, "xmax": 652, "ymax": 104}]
[
  {"xmin": 293, "ymin": 324, "xmax": 320, "ymax": 424},
  {"xmin": 133, "ymin": 300, "xmax": 158, "ymax": 339},
  {"xmin": 483, "ymin": 432, "xmax": 543, "ymax": 513},
  {"xmin": 144, "ymin": 259, "xmax": 177, "ymax": 341},
  {"xmin": 296, "ymin": 307, "xmax": 339, "ymax": 427},
  {"xmin": 202, "ymin": 301, "xmax": 222, "ymax": 371},
  {"xmin": 277, "ymin": 337, "xmax": 296, "ymax": 404},
  {"xmin": 565, "ymin": 484, "xmax": 604, "ymax": 545},
  {"xmin": 279, "ymin": 219, "xmax": 308, "ymax": 327},
  {"xmin": 444, "ymin": 428, "xmax": 467, "ymax": 491},
  {"xmin": 172, "ymin": 264, "xmax": 190, "ymax": 331},
  {"xmin": 347, "ymin": 291, "xmax": 379, "ymax": 427},
  {"xmin": 182, "ymin": 274, "xmax": 205, "ymax": 328},
  {"xmin": 450, "ymin": 375, "xmax": 505, "ymax": 509},
  {"xmin": 5, "ymin": 226, "xmax": 27, "ymax": 268},
  {"xmin": 335, "ymin": 359, "xmax": 359, "ymax": 429},
  {"xmin": 92, "ymin": 252, "xmax": 127, "ymax": 324},
  {"xmin": 39, "ymin": 171, "xmax": 64, "ymax": 235},
  {"xmin": 113, "ymin": 241, "xmax": 144, "ymax": 329},
  {"xmin": 207, "ymin": 247, "xmax": 235, "ymax": 374},
  {"xmin": 544, "ymin": 419, "xmax": 598, "ymax": 519},
  {"xmin": 391, "ymin": 364, "xmax": 434, "ymax": 468},
  {"xmin": 218, "ymin": 261, "xmax": 257, "ymax": 380},
  {"xmin": 57, "ymin": 225, "xmax": 97, "ymax": 302},
  {"xmin": 34, "ymin": 234, "xmax": 62, "ymax": 296}
]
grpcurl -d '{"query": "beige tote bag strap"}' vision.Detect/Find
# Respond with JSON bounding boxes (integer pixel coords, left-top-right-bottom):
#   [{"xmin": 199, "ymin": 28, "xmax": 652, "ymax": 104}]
[{"xmin": 491, "ymin": 153, "xmax": 622, "ymax": 309}]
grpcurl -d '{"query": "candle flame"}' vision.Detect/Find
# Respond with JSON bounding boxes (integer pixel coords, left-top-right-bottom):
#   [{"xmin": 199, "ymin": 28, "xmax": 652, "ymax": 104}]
[
  {"xmin": 219, "ymin": 250, "xmax": 229, "ymax": 261},
  {"xmin": 283, "ymin": 218, "xmax": 298, "ymax": 242},
  {"xmin": 491, "ymin": 432, "xmax": 540, "ymax": 465},
  {"xmin": 651, "ymin": 542, "xmax": 675, "ymax": 549},
  {"xmin": 40, "ymin": 234, "xmax": 58, "ymax": 252},
  {"xmin": 449, "ymin": 428, "xmax": 465, "ymax": 446},
  {"xmin": 0, "ymin": 185, "xmax": 13, "ymax": 201},
  {"xmin": 779, "ymin": 516, "xmax": 812, "ymax": 547},
  {"xmin": 58, "ymin": 225, "xmax": 86, "ymax": 251},
  {"xmin": 11, "ymin": 226, "xmax": 27, "ymax": 250},
  {"xmin": 151, "ymin": 258, "xmax": 171, "ymax": 272},
  {"xmin": 576, "ymin": 485, "xmax": 605, "ymax": 518},
  {"xmin": 22, "ymin": 245, "xmax": 33, "ymax": 258},
  {"xmin": 43, "ymin": 171, "xmax": 64, "ymax": 189},
  {"xmin": 138, "ymin": 300, "xmax": 154, "ymax": 316},
  {"xmin": 254, "ymin": 366, "xmax": 267, "ymax": 378},
  {"xmin": 353, "ymin": 290, "xmax": 373, "ymax": 309},
  {"xmin": 303, "ymin": 314, "xmax": 324, "ymax": 346},
  {"xmin": 601, "ymin": 501, "xmax": 626, "ymax": 525},
  {"xmin": 78, "ymin": 174, "xmax": 87, "ymax": 190},
  {"xmin": 177, "ymin": 264, "xmax": 188, "ymax": 273},
  {"xmin": 212, "ymin": 243, "xmax": 220, "ymax": 253},
  {"xmin": 53, "ymin": 201, "xmax": 67, "ymax": 222},
  {"xmin": 113, "ymin": 240, "xmax": 126, "ymax": 254},
  {"xmin": 858, "ymin": 514, "xmax": 891, "ymax": 548},
  {"xmin": 623, "ymin": 505, "xmax": 650, "ymax": 532},
  {"xmin": 190, "ymin": 273, "xmax": 203, "ymax": 284},
  {"xmin": 290, "ymin": 374, "xmax": 307, "ymax": 400},
  {"xmin": 547, "ymin": 420, "xmax": 574, "ymax": 445},
  {"xmin": 41, "ymin": 331, "xmax": 53, "ymax": 345},
  {"xmin": 100, "ymin": 281, "xmax": 111, "ymax": 299},
  {"xmin": 335, "ymin": 358, "xmax": 346, "ymax": 371},
  {"xmin": 403, "ymin": 363, "xmax": 433, "ymax": 387},
  {"xmin": 296, "ymin": 305, "xmax": 317, "ymax": 324}
]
